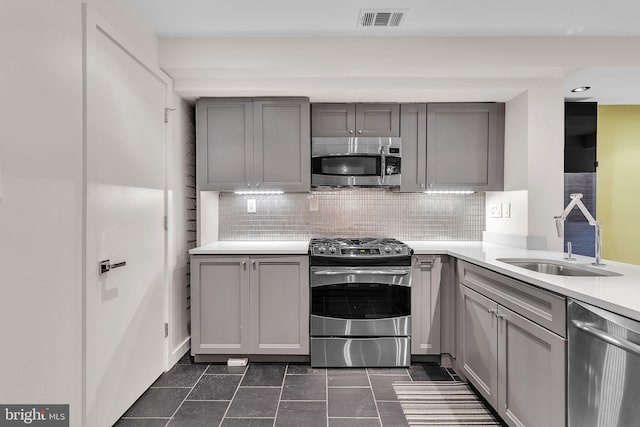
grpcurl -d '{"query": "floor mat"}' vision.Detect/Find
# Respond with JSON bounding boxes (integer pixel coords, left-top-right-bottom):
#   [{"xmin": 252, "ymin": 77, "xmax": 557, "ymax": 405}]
[{"xmin": 393, "ymin": 381, "xmax": 501, "ymax": 426}]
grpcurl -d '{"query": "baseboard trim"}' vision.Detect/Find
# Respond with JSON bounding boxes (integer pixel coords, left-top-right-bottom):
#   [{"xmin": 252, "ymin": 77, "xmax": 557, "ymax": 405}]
[
  {"xmin": 194, "ymin": 354, "xmax": 310, "ymax": 364},
  {"xmin": 169, "ymin": 337, "xmax": 191, "ymax": 367}
]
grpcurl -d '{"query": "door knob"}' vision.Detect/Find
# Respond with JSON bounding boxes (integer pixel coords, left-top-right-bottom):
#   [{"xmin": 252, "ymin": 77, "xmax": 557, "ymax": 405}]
[{"xmin": 99, "ymin": 259, "xmax": 127, "ymax": 274}]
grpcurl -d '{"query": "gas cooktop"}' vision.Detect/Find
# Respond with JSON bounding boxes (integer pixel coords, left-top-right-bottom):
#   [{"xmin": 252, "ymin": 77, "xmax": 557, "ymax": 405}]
[{"xmin": 309, "ymin": 237, "xmax": 413, "ymax": 257}]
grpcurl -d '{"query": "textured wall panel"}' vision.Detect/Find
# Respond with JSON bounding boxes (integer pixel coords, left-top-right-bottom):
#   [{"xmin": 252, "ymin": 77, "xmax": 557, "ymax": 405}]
[{"xmin": 218, "ymin": 190, "xmax": 485, "ymax": 240}]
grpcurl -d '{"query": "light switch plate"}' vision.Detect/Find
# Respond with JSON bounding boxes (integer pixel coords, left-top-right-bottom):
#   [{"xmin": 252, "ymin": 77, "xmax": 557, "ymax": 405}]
[
  {"xmin": 502, "ymin": 202, "xmax": 511, "ymax": 218},
  {"xmin": 247, "ymin": 198, "xmax": 256, "ymax": 214},
  {"xmin": 490, "ymin": 204, "xmax": 502, "ymax": 218}
]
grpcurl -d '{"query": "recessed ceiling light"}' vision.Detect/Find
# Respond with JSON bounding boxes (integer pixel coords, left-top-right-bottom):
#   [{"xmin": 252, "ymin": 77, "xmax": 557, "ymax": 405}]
[{"xmin": 571, "ymin": 86, "xmax": 591, "ymax": 93}]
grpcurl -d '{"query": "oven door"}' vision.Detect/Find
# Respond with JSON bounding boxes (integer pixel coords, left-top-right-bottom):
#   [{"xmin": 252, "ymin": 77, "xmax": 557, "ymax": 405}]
[{"xmin": 310, "ymin": 266, "xmax": 411, "ymax": 336}]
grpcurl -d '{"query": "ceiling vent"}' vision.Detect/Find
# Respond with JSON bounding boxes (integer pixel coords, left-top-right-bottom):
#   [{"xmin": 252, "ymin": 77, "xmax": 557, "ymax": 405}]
[{"xmin": 358, "ymin": 9, "xmax": 407, "ymax": 28}]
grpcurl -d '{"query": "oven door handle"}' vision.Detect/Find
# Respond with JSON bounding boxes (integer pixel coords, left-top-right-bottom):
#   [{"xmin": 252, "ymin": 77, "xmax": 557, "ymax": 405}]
[{"xmin": 313, "ymin": 270, "xmax": 409, "ymax": 276}]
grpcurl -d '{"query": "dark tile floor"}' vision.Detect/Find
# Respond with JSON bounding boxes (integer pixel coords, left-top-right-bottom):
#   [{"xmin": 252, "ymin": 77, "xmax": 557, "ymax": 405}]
[{"xmin": 115, "ymin": 354, "xmax": 457, "ymax": 427}]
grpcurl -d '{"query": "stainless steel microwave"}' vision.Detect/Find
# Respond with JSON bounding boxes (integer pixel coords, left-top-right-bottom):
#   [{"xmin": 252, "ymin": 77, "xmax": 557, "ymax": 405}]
[{"xmin": 311, "ymin": 137, "xmax": 402, "ymax": 187}]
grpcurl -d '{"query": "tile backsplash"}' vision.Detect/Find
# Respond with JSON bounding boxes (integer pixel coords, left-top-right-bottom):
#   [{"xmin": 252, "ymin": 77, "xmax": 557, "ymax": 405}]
[{"xmin": 219, "ymin": 189, "xmax": 485, "ymax": 240}]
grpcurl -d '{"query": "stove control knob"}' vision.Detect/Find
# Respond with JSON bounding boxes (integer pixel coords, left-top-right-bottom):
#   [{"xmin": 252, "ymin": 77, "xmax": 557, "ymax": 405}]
[
  {"xmin": 395, "ymin": 246, "xmax": 402, "ymax": 253},
  {"xmin": 384, "ymin": 246, "xmax": 392, "ymax": 254},
  {"xmin": 329, "ymin": 246, "xmax": 337, "ymax": 254},
  {"xmin": 318, "ymin": 247, "xmax": 326, "ymax": 254}
]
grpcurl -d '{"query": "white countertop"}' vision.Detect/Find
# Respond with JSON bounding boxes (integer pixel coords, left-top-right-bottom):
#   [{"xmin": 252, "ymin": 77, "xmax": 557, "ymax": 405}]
[
  {"xmin": 190, "ymin": 240, "xmax": 309, "ymax": 255},
  {"xmin": 190, "ymin": 239, "xmax": 640, "ymax": 322},
  {"xmin": 406, "ymin": 241, "xmax": 640, "ymax": 322}
]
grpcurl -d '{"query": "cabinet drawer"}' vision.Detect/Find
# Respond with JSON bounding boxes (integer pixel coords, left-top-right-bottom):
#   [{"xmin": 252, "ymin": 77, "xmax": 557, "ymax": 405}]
[{"xmin": 457, "ymin": 260, "xmax": 566, "ymax": 337}]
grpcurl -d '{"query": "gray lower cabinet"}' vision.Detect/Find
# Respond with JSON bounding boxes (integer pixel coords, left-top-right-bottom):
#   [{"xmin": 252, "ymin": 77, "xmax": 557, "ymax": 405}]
[
  {"xmin": 426, "ymin": 103, "xmax": 504, "ymax": 191},
  {"xmin": 458, "ymin": 261, "xmax": 566, "ymax": 427},
  {"xmin": 191, "ymin": 255, "xmax": 309, "ymax": 356},
  {"xmin": 411, "ymin": 255, "xmax": 442, "ymax": 354},
  {"xmin": 311, "ymin": 103, "xmax": 399, "ymax": 137},
  {"xmin": 197, "ymin": 97, "xmax": 310, "ymax": 192}
]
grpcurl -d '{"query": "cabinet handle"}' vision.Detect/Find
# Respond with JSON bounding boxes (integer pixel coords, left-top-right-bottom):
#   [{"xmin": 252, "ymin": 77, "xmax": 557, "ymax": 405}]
[
  {"xmin": 256, "ymin": 183, "xmax": 260, "ymax": 187},
  {"xmin": 487, "ymin": 309, "xmax": 497, "ymax": 315},
  {"xmin": 420, "ymin": 183, "xmax": 425, "ymax": 188},
  {"xmin": 358, "ymin": 130, "xmax": 363, "ymax": 134},
  {"xmin": 247, "ymin": 183, "xmax": 251, "ymax": 188},
  {"xmin": 349, "ymin": 130, "xmax": 354, "ymax": 134},
  {"xmin": 496, "ymin": 313, "xmax": 505, "ymax": 320},
  {"xmin": 252, "ymin": 260, "xmax": 256, "ymax": 270},
  {"xmin": 242, "ymin": 261, "xmax": 247, "ymax": 270}
]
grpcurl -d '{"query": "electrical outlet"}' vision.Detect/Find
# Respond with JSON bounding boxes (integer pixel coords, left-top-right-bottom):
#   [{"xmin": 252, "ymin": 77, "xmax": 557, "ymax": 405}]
[
  {"xmin": 247, "ymin": 198, "xmax": 256, "ymax": 214},
  {"xmin": 490, "ymin": 204, "xmax": 502, "ymax": 218},
  {"xmin": 309, "ymin": 195, "xmax": 319, "ymax": 212},
  {"xmin": 502, "ymin": 202, "xmax": 511, "ymax": 218}
]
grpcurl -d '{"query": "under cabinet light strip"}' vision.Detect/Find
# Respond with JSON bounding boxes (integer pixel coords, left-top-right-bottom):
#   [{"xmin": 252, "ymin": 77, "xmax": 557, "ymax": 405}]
[
  {"xmin": 424, "ymin": 190, "xmax": 475, "ymax": 194},
  {"xmin": 233, "ymin": 191, "xmax": 284, "ymax": 195}
]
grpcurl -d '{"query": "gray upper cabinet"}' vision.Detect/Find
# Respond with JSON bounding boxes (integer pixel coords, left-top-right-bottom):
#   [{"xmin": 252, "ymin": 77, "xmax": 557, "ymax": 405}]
[
  {"xmin": 197, "ymin": 99, "xmax": 254, "ymax": 191},
  {"xmin": 310, "ymin": 104, "xmax": 356, "ymax": 137},
  {"xmin": 312, "ymin": 103, "xmax": 399, "ymax": 137},
  {"xmin": 400, "ymin": 104, "xmax": 427, "ymax": 192},
  {"xmin": 253, "ymin": 99, "xmax": 310, "ymax": 191},
  {"xmin": 426, "ymin": 103, "xmax": 504, "ymax": 191},
  {"xmin": 197, "ymin": 97, "xmax": 310, "ymax": 192}
]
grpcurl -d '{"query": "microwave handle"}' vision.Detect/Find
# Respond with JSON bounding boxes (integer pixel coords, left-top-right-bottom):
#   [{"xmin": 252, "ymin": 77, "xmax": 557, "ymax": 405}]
[{"xmin": 379, "ymin": 146, "xmax": 386, "ymax": 185}]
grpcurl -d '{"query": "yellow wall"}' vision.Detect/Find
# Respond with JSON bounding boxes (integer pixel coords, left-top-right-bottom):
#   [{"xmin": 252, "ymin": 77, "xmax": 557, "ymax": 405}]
[{"xmin": 597, "ymin": 105, "xmax": 640, "ymax": 265}]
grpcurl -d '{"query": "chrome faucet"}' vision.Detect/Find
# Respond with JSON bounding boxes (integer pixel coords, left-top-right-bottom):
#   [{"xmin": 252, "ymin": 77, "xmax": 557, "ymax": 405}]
[{"xmin": 554, "ymin": 193, "xmax": 604, "ymax": 266}]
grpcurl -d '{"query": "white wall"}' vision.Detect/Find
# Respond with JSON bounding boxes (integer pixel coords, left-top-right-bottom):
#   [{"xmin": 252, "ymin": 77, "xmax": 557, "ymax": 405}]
[
  {"xmin": 86, "ymin": 0, "xmax": 158, "ymax": 65},
  {"xmin": 504, "ymin": 91, "xmax": 529, "ymax": 191},
  {"xmin": 0, "ymin": 2, "xmax": 181, "ymax": 425},
  {"xmin": 167, "ymin": 96, "xmax": 193, "ymax": 364},
  {"xmin": 526, "ymin": 84, "xmax": 565, "ymax": 251},
  {"xmin": 484, "ymin": 83, "xmax": 564, "ymax": 250},
  {"xmin": 0, "ymin": 0, "xmax": 84, "ymax": 423},
  {"xmin": 160, "ymin": 36, "xmax": 640, "ymax": 102}
]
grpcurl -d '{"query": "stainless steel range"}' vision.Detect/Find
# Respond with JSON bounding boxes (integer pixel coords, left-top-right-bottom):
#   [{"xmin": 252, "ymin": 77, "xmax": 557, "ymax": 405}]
[{"xmin": 309, "ymin": 237, "xmax": 413, "ymax": 367}]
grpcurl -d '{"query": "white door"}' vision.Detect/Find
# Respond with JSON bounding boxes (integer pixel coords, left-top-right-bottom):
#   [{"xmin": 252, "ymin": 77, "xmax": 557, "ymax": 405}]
[{"xmin": 84, "ymin": 11, "xmax": 170, "ymax": 427}]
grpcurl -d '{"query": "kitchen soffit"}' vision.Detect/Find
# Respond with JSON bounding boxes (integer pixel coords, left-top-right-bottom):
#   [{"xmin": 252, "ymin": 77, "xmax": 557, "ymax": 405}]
[
  {"xmin": 126, "ymin": 0, "xmax": 640, "ymax": 38},
  {"xmin": 126, "ymin": 0, "xmax": 640, "ymax": 103}
]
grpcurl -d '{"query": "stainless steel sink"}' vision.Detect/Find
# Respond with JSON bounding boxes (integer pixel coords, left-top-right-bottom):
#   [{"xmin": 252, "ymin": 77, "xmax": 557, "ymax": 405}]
[{"xmin": 496, "ymin": 258, "xmax": 622, "ymax": 277}]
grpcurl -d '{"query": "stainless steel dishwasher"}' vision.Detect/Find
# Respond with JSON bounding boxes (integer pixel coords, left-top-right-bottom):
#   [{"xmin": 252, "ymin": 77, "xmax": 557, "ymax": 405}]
[{"xmin": 568, "ymin": 299, "xmax": 640, "ymax": 427}]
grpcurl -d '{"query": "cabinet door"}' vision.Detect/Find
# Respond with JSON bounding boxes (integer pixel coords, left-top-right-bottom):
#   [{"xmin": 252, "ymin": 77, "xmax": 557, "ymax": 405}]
[
  {"xmin": 250, "ymin": 256, "xmax": 309, "ymax": 354},
  {"xmin": 191, "ymin": 256, "xmax": 251, "ymax": 354},
  {"xmin": 411, "ymin": 256, "xmax": 442, "ymax": 354},
  {"xmin": 196, "ymin": 99, "xmax": 254, "ymax": 191},
  {"xmin": 497, "ymin": 306, "xmax": 566, "ymax": 427},
  {"xmin": 400, "ymin": 104, "xmax": 427, "ymax": 192},
  {"xmin": 253, "ymin": 98, "xmax": 311, "ymax": 192},
  {"xmin": 459, "ymin": 284, "xmax": 499, "ymax": 408},
  {"xmin": 426, "ymin": 103, "xmax": 504, "ymax": 191},
  {"xmin": 311, "ymin": 103, "xmax": 356, "ymax": 137},
  {"xmin": 356, "ymin": 103, "xmax": 400, "ymax": 137}
]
